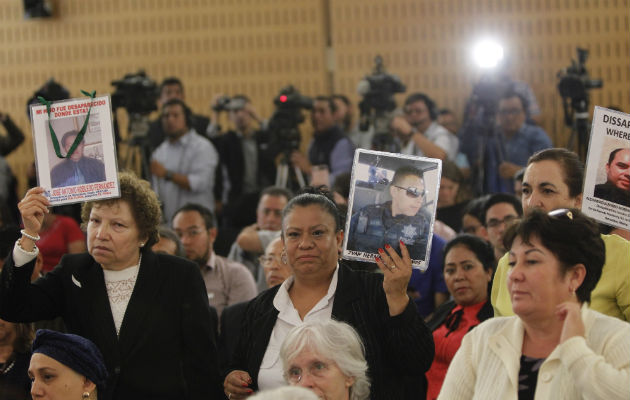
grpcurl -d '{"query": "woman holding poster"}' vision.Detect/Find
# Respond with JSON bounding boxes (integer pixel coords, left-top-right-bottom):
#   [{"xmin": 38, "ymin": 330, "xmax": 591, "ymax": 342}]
[{"xmin": 0, "ymin": 172, "xmax": 223, "ymax": 400}]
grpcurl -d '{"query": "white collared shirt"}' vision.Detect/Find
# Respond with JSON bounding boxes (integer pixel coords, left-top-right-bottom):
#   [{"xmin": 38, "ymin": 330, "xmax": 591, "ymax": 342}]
[{"xmin": 257, "ymin": 265, "xmax": 339, "ymax": 390}]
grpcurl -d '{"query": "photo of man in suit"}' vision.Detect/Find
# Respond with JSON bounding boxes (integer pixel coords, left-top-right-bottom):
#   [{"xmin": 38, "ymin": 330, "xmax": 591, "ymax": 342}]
[{"xmin": 50, "ymin": 129, "xmax": 106, "ymax": 188}]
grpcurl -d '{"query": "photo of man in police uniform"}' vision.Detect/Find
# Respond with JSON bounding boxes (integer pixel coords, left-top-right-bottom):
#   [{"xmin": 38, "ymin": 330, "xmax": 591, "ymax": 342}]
[{"xmin": 347, "ymin": 165, "xmax": 431, "ymax": 261}]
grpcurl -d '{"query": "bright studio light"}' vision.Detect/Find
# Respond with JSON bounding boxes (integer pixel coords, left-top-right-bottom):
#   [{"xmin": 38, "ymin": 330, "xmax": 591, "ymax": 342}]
[{"xmin": 472, "ymin": 39, "xmax": 504, "ymax": 69}]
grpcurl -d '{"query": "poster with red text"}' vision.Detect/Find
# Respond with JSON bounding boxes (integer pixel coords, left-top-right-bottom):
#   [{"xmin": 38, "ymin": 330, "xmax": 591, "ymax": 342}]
[{"xmin": 30, "ymin": 95, "xmax": 120, "ymax": 206}]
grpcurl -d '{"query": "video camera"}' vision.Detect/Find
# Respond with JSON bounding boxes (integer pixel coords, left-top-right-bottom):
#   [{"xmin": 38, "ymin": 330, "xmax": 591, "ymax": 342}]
[
  {"xmin": 212, "ymin": 96, "xmax": 248, "ymax": 112},
  {"xmin": 557, "ymin": 48, "xmax": 603, "ymax": 102},
  {"xmin": 26, "ymin": 78, "xmax": 70, "ymax": 117},
  {"xmin": 111, "ymin": 70, "xmax": 159, "ymax": 115},
  {"xmin": 267, "ymin": 85, "xmax": 313, "ymax": 154},
  {"xmin": 357, "ymin": 55, "xmax": 406, "ymax": 150}
]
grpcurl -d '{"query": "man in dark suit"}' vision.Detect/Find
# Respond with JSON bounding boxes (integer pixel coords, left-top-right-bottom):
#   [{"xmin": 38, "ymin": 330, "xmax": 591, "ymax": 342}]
[{"xmin": 50, "ymin": 130, "xmax": 106, "ymax": 188}]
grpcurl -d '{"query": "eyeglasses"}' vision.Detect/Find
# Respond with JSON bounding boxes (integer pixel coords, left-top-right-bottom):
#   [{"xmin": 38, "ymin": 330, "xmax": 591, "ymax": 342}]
[
  {"xmin": 284, "ymin": 361, "xmax": 329, "ymax": 384},
  {"xmin": 393, "ymin": 185, "xmax": 425, "ymax": 199},
  {"xmin": 548, "ymin": 208, "xmax": 573, "ymax": 220},
  {"xmin": 258, "ymin": 255, "xmax": 285, "ymax": 267},
  {"xmin": 486, "ymin": 215, "xmax": 518, "ymax": 229}
]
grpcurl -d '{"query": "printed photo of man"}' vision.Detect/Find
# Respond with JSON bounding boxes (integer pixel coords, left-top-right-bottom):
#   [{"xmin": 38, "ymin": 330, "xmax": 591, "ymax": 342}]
[
  {"xmin": 594, "ymin": 148, "xmax": 630, "ymax": 207},
  {"xmin": 347, "ymin": 165, "xmax": 431, "ymax": 260},
  {"xmin": 50, "ymin": 129, "xmax": 105, "ymax": 187}
]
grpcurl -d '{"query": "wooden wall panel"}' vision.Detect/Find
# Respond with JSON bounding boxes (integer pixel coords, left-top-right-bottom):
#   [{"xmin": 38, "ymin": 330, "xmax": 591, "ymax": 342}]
[{"xmin": 1, "ymin": 0, "xmax": 628, "ymax": 195}]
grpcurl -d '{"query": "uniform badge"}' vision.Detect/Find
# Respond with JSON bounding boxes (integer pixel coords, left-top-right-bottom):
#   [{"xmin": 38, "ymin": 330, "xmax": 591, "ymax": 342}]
[{"xmin": 401, "ymin": 224, "xmax": 417, "ymax": 242}]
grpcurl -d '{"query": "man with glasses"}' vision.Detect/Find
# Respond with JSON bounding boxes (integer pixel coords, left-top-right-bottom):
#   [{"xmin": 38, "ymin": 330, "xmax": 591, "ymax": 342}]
[
  {"xmin": 348, "ymin": 165, "xmax": 431, "ymax": 261},
  {"xmin": 172, "ymin": 203, "xmax": 256, "ymax": 317},
  {"xmin": 482, "ymin": 193, "xmax": 523, "ymax": 262},
  {"xmin": 390, "ymin": 93, "xmax": 458, "ymax": 161}
]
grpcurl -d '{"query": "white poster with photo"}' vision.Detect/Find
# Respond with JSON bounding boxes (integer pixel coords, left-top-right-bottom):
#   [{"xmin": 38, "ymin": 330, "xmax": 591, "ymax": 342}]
[
  {"xmin": 342, "ymin": 149, "xmax": 442, "ymax": 271},
  {"xmin": 30, "ymin": 95, "xmax": 120, "ymax": 206},
  {"xmin": 582, "ymin": 106, "xmax": 630, "ymax": 229}
]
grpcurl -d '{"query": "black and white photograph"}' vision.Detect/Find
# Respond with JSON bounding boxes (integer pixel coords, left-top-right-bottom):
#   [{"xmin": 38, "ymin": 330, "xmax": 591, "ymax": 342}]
[{"xmin": 343, "ymin": 149, "xmax": 441, "ymax": 270}]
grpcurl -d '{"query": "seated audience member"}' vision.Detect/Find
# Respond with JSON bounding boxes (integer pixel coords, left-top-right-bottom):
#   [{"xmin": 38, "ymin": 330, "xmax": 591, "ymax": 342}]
[
  {"xmin": 408, "ymin": 233, "xmax": 449, "ymax": 318},
  {"xmin": 460, "ymin": 195, "xmax": 489, "ymax": 239},
  {"xmin": 50, "ymin": 130, "xmax": 106, "ymax": 188},
  {"xmin": 146, "ymin": 77, "xmax": 210, "ymax": 153},
  {"xmin": 594, "ymin": 148, "xmax": 630, "ymax": 207},
  {"xmin": 513, "ymin": 167, "xmax": 526, "ymax": 199},
  {"xmin": 152, "ymin": 226, "xmax": 184, "ymax": 257},
  {"xmin": 331, "ymin": 172, "xmax": 351, "ymax": 207},
  {"xmin": 37, "ymin": 209, "xmax": 86, "ymax": 273},
  {"xmin": 173, "ymin": 203, "xmax": 257, "ymax": 317},
  {"xmin": 224, "ymin": 190, "xmax": 433, "ymax": 399},
  {"xmin": 151, "ymin": 99, "xmax": 219, "ymax": 222},
  {"xmin": 0, "ymin": 319, "xmax": 32, "ymax": 400},
  {"xmin": 29, "ymin": 329, "xmax": 108, "ymax": 400},
  {"xmin": 390, "ymin": 93, "xmax": 458, "ymax": 161},
  {"xmin": 492, "ymin": 148, "xmax": 630, "ymax": 321},
  {"xmin": 425, "ymin": 235, "xmax": 494, "ymax": 400},
  {"xmin": 291, "ymin": 97, "xmax": 355, "ymax": 187},
  {"xmin": 436, "ymin": 160, "xmax": 469, "ymax": 232},
  {"xmin": 249, "ymin": 386, "xmax": 319, "ymax": 400},
  {"xmin": 228, "ymin": 187, "xmax": 291, "ymax": 290},
  {"xmin": 482, "ymin": 193, "xmax": 523, "ymax": 262},
  {"xmin": 280, "ymin": 320, "xmax": 370, "ymax": 400},
  {"xmin": 440, "ymin": 209, "xmax": 630, "ymax": 399},
  {"xmin": 219, "ymin": 237, "xmax": 293, "ymax": 370},
  {"xmin": 437, "ymin": 108, "xmax": 471, "ymax": 177}
]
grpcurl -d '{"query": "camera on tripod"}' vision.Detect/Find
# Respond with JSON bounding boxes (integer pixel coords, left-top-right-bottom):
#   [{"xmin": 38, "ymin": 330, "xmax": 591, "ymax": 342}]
[
  {"xmin": 357, "ymin": 55, "xmax": 406, "ymax": 150},
  {"xmin": 111, "ymin": 70, "xmax": 160, "ymax": 116},
  {"xmin": 557, "ymin": 48, "xmax": 603, "ymax": 102},
  {"xmin": 267, "ymin": 85, "xmax": 313, "ymax": 154}
]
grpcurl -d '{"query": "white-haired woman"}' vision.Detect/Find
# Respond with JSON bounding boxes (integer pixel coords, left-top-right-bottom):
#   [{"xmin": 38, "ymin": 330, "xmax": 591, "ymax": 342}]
[{"xmin": 280, "ymin": 320, "xmax": 370, "ymax": 400}]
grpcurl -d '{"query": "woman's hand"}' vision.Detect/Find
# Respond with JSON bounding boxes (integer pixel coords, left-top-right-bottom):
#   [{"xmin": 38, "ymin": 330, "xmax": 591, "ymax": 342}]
[
  {"xmin": 556, "ymin": 301, "xmax": 585, "ymax": 343},
  {"xmin": 18, "ymin": 187, "xmax": 49, "ymax": 236},
  {"xmin": 374, "ymin": 240, "xmax": 412, "ymax": 316},
  {"xmin": 224, "ymin": 370, "xmax": 254, "ymax": 399}
]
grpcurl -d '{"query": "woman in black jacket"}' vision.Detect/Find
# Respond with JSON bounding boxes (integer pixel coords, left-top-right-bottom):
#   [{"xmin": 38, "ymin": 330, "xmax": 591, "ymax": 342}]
[{"xmin": 224, "ymin": 190, "xmax": 434, "ymax": 400}]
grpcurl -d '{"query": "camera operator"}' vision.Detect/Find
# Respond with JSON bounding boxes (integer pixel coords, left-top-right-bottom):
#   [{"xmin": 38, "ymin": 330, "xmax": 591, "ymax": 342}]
[
  {"xmin": 290, "ymin": 96, "xmax": 355, "ymax": 187},
  {"xmin": 146, "ymin": 77, "xmax": 210, "ymax": 152},
  {"xmin": 389, "ymin": 93, "xmax": 458, "ymax": 161},
  {"xmin": 332, "ymin": 94, "xmax": 372, "ymax": 150},
  {"xmin": 210, "ymin": 95, "xmax": 280, "ymax": 231},
  {"xmin": 482, "ymin": 91, "xmax": 552, "ymax": 193}
]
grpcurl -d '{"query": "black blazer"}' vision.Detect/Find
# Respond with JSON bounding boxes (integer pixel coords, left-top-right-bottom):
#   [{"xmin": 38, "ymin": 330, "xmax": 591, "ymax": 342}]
[
  {"xmin": 0, "ymin": 250, "xmax": 223, "ymax": 400},
  {"xmin": 228, "ymin": 263, "xmax": 435, "ymax": 400}
]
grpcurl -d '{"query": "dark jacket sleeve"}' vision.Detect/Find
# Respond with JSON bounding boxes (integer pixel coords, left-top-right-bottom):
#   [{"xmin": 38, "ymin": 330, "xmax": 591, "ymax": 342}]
[
  {"xmin": 0, "ymin": 116, "xmax": 25, "ymax": 156},
  {"xmin": 0, "ymin": 253, "xmax": 65, "ymax": 322},
  {"xmin": 180, "ymin": 260, "xmax": 224, "ymax": 399}
]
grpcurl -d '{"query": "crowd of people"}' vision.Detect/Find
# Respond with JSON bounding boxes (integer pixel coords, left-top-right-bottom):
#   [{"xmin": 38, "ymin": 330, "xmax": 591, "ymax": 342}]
[{"xmin": 0, "ymin": 73, "xmax": 628, "ymax": 400}]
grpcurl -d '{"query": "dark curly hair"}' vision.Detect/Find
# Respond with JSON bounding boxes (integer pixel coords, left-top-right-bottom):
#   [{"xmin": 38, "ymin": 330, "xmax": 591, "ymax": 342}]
[
  {"xmin": 502, "ymin": 208, "xmax": 604, "ymax": 303},
  {"xmin": 81, "ymin": 171, "xmax": 162, "ymax": 248}
]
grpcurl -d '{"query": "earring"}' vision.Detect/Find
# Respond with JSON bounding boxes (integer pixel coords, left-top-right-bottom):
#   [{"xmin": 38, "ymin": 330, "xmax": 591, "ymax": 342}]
[
  {"xmin": 139, "ymin": 243, "xmax": 145, "ymax": 248},
  {"xmin": 280, "ymin": 249, "xmax": 288, "ymax": 264},
  {"xmin": 82, "ymin": 392, "xmax": 90, "ymax": 399}
]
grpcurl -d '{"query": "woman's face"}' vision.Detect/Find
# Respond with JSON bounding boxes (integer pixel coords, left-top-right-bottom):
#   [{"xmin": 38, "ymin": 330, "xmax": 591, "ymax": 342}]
[
  {"xmin": 29, "ymin": 353, "xmax": 95, "ymax": 400},
  {"xmin": 444, "ymin": 245, "xmax": 492, "ymax": 306},
  {"xmin": 521, "ymin": 160, "xmax": 581, "ymax": 214},
  {"xmin": 0, "ymin": 318, "xmax": 16, "ymax": 346},
  {"xmin": 507, "ymin": 235, "xmax": 580, "ymax": 319},
  {"xmin": 87, "ymin": 200, "xmax": 145, "ymax": 271},
  {"xmin": 282, "ymin": 205, "xmax": 343, "ymax": 280},
  {"xmin": 438, "ymin": 177, "xmax": 459, "ymax": 208},
  {"xmin": 287, "ymin": 348, "xmax": 353, "ymax": 400}
]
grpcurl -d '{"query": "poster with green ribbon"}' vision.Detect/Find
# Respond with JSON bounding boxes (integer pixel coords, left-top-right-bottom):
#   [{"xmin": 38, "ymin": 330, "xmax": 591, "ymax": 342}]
[{"xmin": 29, "ymin": 94, "xmax": 120, "ymax": 205}]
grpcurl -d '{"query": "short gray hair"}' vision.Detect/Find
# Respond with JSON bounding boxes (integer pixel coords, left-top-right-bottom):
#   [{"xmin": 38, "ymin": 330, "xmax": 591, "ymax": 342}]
[
  {"xmin": 249, "ymin": 386, "xmax": 319, "ymax": 400},
  {"xmin": 157, "ymin": 226, "xmax": 185, "ymax": 257},
  {"xmin": 280, "ymin": 320, "xmax": 370, "ymax": 400}
]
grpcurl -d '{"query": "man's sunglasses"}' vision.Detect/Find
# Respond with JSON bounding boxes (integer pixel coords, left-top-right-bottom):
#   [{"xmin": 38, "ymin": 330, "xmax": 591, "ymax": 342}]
[{"xmin": 393, "ymin": 185, "xmax": 425, "ymax": 198}]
